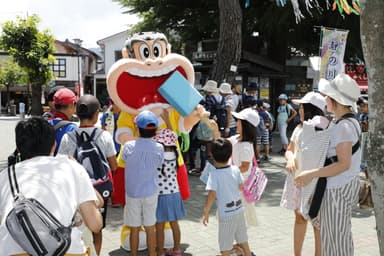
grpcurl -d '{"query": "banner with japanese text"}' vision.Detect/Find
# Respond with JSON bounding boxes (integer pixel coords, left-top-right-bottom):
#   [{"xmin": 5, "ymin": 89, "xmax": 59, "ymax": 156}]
[{"xmin": 320, "ymin": 28, "xmax": 349, "ymax": 80}]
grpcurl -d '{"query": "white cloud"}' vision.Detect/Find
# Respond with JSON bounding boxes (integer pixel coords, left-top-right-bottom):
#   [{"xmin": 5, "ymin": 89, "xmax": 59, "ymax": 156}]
[{"xmin": 0, "ymin": 0, "xmax": 139, "ymax": 48}]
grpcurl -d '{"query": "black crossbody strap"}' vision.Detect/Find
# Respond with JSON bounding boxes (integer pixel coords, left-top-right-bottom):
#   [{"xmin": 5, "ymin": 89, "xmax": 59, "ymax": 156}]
[
  {"xmin": 309, "ymin": 114, "xmax": 361, "ymax": 219},
  {"xmin": 7, "ymin": 153, "xmax": 20, "ymax": 200}
]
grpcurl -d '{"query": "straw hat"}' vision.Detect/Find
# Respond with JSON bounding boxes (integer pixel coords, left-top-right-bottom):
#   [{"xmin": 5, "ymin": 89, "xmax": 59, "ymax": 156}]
[{"xmin": 319, "ymin": 73, "xmax": 360, "ymax": 112}]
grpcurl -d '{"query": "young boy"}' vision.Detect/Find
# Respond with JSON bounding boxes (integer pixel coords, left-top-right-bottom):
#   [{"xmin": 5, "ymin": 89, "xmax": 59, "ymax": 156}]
[
  {"xmin": 202, "ymin": 138, "xmax": 253, "ymax": 256},
  {"xmin": 48, "ymin": 88, "xmax": 78, "ymax": 155},
  {"xmin": 58, "ymin": 94, "xmax": 117, "ymax": 255},
  {"xmin": 121, "ymin": 110, "xmax": 164, "ymax": 256}
]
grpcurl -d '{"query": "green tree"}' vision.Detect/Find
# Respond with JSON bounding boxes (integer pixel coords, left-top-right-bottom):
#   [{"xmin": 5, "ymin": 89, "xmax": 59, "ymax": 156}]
[
  {"xmin": 0, "ymin": 61, "xmax": 27, "ymax": 113},
  {"xmin": 114, "ymin": 0, "xmax": 362, "ymax": 82},
  {"xmin": 0, "ymin": 15, "xmax": 55, "ymax": 115},
  {"xmin": 114, "ymin": 0, "xmax": 219, "ymax": 57}
]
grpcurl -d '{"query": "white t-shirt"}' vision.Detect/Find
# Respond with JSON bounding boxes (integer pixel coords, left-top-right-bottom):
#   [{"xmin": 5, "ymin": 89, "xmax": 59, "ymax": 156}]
[
  {"xmin": 58, "ymin": 127, "xmax": 116, "ymax": 158},
  {"xmin": 0, "ymin": 155, "xmax": 97, "ymax": 254},
  {"xmin": 227, "ymin": 135, "xmax": 254, "ymax": 179},
  {"xmin": 206, "ymin": 165, "xmax": 244, "ymax": 218},
  {"xmin": 326, "ymin": 118, "xmax": 361, "ymax": 189}
]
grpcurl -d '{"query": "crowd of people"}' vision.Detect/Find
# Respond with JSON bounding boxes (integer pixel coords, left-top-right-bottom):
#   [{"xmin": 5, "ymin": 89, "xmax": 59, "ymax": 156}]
[{"xmin": 0, "ymin": 72, "xmax": 370, "ymax": 256}]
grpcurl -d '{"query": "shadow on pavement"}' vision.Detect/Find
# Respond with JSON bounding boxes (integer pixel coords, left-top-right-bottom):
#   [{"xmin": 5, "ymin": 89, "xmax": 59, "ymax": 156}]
[
  {"xmin": 108, "ymin": 244, "xmax": 192, "ymax": 256},
  {"xmin": 352, "ymin": 207, "xmax": 375, "ymax": 218}
]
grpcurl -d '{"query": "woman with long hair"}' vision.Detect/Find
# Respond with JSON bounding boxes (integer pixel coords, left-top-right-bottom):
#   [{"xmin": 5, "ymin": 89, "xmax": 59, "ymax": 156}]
[{"xmin": 295, "ymin": 74, "xmax": 361, "ymax": 255}]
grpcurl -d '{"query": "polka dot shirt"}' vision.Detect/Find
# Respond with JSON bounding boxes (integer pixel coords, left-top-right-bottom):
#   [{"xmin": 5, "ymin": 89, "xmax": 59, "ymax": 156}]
[{"xmin": 157, "ymin": 153, "xmax": 179, "ymax": 195}]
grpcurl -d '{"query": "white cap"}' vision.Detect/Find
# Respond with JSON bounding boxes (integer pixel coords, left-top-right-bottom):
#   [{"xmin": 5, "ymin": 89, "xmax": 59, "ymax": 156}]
[
  {"xmin": 292, "ymin": 91, "xmax": 326, "ymax": 112},
  {"xmin": 231, "ymin": 108, "xmax": 260, "ymax": 128}
]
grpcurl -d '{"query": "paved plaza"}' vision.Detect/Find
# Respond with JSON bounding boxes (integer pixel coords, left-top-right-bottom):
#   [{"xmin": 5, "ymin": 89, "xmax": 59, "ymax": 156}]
[{"xmin": 0, "ymin": 117, "xmax": 380, "ymax": 255}]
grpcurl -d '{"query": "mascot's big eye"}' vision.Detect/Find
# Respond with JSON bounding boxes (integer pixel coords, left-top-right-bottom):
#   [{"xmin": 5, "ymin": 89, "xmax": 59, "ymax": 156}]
[
  {"xmin": 153, "ymin": 42, "xmax": 162, "ymax": 58},
  {"xmin": 139, "ymin": 44, "xmax": 150, "ymax": 59}
]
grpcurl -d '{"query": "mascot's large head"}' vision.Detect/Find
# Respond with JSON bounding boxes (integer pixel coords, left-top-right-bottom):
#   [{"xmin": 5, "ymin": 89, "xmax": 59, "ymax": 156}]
[{"xmin": 107, "ymin": 32, "xmax": 195, "ymax": 115}]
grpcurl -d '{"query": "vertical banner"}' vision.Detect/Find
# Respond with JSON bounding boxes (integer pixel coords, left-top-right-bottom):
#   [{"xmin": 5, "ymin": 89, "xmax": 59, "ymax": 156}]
[{"xmin": 320, "ymin": 27, "xmax": 349, "ymax": 80}]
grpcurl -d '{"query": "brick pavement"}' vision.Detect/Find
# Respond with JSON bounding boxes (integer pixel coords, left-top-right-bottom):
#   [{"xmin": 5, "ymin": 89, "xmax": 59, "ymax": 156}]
[
  {"xmin": 0, "ymin": 119, "xmax": 378, "ymax": 256},
  {"xmin": 101, "ymin": 152, "xmax": 380, "ymax": 255}
]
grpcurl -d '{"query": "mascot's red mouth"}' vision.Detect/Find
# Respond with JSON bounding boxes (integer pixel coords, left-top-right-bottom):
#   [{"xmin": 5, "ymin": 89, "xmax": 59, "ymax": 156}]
[{"xmin": 117, "ymin": 66, "xmax": 187, "ymax": 109}]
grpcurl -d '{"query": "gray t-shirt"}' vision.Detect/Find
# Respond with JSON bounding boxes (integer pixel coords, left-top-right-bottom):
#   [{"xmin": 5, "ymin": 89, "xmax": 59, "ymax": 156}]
[{"xmin": 326, "ymin": 118, "xmax": 361, "ymax": 189}]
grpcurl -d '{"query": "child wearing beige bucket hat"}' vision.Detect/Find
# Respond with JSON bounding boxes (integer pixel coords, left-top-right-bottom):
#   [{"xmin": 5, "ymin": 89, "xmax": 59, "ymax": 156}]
[{"xmin": 295, "ymin": 73, "xmax": 361, "ymax": 256}]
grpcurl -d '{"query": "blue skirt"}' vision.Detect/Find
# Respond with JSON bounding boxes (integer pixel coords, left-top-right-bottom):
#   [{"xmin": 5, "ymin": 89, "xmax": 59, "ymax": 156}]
[{"xmin": 156, "ymin": 192, "xmax": 186, "ymax": 222}]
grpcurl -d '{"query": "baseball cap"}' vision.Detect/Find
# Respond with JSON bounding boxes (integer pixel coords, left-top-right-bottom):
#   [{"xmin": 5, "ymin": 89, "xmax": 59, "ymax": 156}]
[
  {"xmin": 76, "ymin": 94, "xmax": 100, "ymax": 117},
  {"xmin": 231, "ymin": 108, "xmax": 260, "ymax": 128},
  {"xmin": 292, "ymin": 91, "xmax": 326, "ymax": 112},
  {"xmin": 47, "ymin": 86, "xmax": 65, "ymax": 102},
  {"xmin": 53, "ymin": 88, "xmax": 77, "ymax": 105},
  {"xmin": 135, "ymin": 110, "xmax": 158, "ymax": 130},
  {"xmin": 278, "ymin": 94, "xmax": 288, "ymax": 100}
]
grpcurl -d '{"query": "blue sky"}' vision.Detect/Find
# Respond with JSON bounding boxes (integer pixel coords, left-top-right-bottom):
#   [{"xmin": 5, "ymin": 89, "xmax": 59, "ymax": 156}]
[{"xmin": 0, "ymin": 0, "xmax": 139, "ymax": 48}]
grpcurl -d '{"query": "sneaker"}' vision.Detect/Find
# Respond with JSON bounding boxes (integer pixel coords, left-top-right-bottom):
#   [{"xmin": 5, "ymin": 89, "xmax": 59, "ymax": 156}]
[{"xmin": 188, "ymin": 168, "xmax": 201, "ymax": 176}]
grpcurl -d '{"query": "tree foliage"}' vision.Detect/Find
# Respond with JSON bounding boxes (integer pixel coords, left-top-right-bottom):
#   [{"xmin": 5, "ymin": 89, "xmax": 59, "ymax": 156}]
[
  {"xmin": 0, "ymin": 15, "xmax": 55, "ymax": 115},
  {"xmin": 114, "ymin": 0, "xmax": 362, "ymax": 65},
  {"xmin": 114, "ymin": 0, "xmax": 219, "ymax": 55},
  {"xmin": 0, "ymin": 61, "xmax": 25, "ymax": 88},
  {"xmin": 0, "ymin": 61, "xmax": 27, "ymax": 111}
]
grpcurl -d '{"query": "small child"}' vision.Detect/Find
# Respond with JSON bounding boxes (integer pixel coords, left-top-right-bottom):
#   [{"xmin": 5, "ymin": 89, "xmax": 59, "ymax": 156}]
[
  {"xmin": 154, "ymin": 128, "xmax": 186, "ymax": 256},
  {"xmin": 121, "ymin": 110, "xmax": 164, "ymax": 256},
  {"xmin": 202, "ymin": 138, "xmax": 252, "ymax": 256}
]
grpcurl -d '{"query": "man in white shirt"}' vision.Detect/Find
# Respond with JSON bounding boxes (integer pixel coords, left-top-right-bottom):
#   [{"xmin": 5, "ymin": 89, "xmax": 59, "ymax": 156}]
[{"xmin": 0, "ymin": 117, "xmax": 103, "ymax": 255}]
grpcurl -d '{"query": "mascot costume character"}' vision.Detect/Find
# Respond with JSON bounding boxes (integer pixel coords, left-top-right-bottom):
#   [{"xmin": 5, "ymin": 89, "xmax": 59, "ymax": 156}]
[{"xmin": 106, "ymin": 32, "xmax": 209, "ymax": 251}]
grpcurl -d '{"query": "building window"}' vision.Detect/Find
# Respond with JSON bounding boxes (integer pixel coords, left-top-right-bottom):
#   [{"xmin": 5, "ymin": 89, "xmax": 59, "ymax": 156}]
[
  {"xmin": 114, "ymin": 50, "xmax": 122, "ymax": 61},
  {"xmin": 52, "ymin": 58, "xmax": 66, "ymax": 78}
]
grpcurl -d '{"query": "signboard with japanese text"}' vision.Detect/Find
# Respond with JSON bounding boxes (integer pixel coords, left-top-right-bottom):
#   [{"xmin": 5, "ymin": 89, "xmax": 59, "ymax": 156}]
[{"xmin": 320, "ymin": 28, "xmax": 349, "ymax": 80}]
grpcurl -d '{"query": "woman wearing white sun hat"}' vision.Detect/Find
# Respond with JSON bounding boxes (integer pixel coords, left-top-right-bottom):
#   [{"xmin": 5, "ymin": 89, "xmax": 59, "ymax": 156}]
[{"xmin": 295, "ymin": 73, "xmax": 361, "ymax": 256}]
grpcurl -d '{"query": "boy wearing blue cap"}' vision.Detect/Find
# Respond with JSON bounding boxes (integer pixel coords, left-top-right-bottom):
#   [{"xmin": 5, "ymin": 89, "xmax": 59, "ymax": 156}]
[{"xmin": 121, "ymin": 110, "xmax": 164, "ymax": 256}]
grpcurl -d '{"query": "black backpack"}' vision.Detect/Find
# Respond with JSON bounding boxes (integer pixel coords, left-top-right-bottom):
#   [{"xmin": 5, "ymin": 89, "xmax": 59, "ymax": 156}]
[
  {"xmin": 68, "ymin": 128, "xmax": 113, "ymax": 198},
  {"xmin": 210, "ymin": 96, "xmax": 227, "ymax": 131}
]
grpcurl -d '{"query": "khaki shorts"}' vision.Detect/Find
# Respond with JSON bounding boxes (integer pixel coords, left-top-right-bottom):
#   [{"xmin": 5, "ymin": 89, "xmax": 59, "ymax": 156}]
[{"xmin": 124, "ymin": 193, "xmax": 158, "ymax": 227}]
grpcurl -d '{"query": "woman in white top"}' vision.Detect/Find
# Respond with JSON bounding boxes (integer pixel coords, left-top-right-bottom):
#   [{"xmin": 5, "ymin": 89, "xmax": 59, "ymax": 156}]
[{"xmin": 295, "ymin": 74, "xmax": 361, "ymax": 256}]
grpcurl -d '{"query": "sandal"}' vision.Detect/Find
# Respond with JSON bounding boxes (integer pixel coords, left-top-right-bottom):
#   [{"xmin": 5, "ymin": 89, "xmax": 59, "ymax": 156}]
[
  {"xmin": 230, "ymin": 244, "xmax": 244, "ymax": 256},
  {"xmin": 188, "ymin": 168, "xmax": 201, "ymax": 176},
  {"xmin": 172, "ymin": 249, "xmax": 183, "ymax": 256}
]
